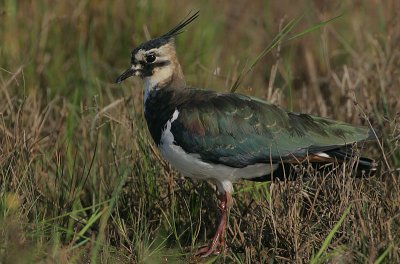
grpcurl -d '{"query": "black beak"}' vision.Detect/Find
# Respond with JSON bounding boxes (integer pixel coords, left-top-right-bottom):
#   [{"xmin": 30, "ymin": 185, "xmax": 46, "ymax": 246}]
[{"xmin": 116, "ymin": 68, "xmax": 135, "ymax": 84}]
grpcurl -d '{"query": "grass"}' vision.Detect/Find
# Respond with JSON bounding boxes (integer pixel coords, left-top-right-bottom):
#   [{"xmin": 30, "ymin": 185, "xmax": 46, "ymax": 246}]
[{"xmin": 1, "ymin": 0, "xmax": 400, "ymax": 263}]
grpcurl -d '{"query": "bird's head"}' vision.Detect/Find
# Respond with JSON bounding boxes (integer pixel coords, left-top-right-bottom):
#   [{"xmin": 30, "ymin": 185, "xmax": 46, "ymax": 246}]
[{"xmin": 116, "ymin": 11, "xmax": 199, "ymax": 89}]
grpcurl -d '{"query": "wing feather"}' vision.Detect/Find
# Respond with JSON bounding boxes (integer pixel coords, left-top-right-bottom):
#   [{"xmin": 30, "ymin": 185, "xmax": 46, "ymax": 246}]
[{"xmin": 170, "ymin": 89, "xmax": 372, "ymax": 168}]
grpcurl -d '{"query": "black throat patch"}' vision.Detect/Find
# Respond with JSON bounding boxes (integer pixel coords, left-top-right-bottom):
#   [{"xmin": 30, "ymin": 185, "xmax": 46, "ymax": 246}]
[{"xmin": 144, "ymin": 88, "xmax": 177, "ymax": 145}]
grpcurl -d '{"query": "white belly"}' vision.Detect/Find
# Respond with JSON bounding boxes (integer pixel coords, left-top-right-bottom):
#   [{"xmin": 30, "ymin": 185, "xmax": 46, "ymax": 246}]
[{"xmin": 158, "ymin": 109, "xmax": 278, "ymax": 193}]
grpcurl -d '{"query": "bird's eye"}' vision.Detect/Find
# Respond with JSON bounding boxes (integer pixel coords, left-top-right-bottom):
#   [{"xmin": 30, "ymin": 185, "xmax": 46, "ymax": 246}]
[{"xmin": 145, "ymin": 54, "xmax": 156, "ymax": 63}]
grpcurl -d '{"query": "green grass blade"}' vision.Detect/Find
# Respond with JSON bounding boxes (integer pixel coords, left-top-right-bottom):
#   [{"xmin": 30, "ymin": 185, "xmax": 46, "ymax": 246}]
[
  {"xmin": 287, "ymin": 13, "xmax": 344, "ymax": 41},
  {"xmin": 374, "ymin": 245, "xmax": 392, "ymax": 264},
  {"xmin": 230, "ymin": 13, "xmax": 343, "ymax": 93},
  {"xmin": 77, "ymin": 207, "xmax": 104, "ymax": 237},
  {"xmin": 230, "ymin": 15, "xmax": 302, "ymax": 92},
  {"xmin": 310, "ymin": 205, "xmax": 351, "ymax": 264}
]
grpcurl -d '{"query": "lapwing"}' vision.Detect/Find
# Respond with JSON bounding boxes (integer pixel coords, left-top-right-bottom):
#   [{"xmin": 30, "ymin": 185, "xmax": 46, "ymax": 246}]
[{"xmin": 116, "ymin": 12, "xmax": 375, "ymax": 257}]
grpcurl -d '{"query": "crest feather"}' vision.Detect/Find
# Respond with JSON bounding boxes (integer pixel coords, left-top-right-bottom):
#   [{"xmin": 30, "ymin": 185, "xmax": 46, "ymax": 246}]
[{"xmin": 161, "ymin": 11, "xmax": 199, "ymax": 39}]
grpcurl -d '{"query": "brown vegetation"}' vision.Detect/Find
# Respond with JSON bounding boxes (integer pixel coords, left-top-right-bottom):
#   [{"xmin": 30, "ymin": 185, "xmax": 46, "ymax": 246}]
[{"xmin": 1, "ymin": 0, "xmax": 399, "ymax": 263}]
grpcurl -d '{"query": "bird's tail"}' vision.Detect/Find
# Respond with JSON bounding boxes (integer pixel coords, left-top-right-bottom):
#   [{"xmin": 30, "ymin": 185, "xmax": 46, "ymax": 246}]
[
  {"xmin": 248, "ymin": 147, "xmax": 376, "ymax": 182},
  {"xmin": 324, "ymin": 149, "xmax": 376, "ymax": 175}
]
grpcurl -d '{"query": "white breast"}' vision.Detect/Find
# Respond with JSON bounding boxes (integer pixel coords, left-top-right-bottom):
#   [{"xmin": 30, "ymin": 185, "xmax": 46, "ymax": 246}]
[{"xmin": 158, "ymin": 109, "xmax": 278, "ymax": 193}]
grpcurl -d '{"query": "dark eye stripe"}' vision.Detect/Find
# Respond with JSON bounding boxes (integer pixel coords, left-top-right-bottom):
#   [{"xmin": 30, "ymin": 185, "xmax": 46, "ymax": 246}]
[{"xmin": 140, "ymin": 60, "xmax": 172, "ymax": 77}]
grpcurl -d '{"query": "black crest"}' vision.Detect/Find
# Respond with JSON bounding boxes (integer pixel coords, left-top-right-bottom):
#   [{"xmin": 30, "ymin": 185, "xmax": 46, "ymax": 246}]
[
  {"xmin": 160, "ymin": 11, "xmax": 200, "ymax": 39},
  {"xmin": 131, "ymin": 11, "xmax": 199, "ymax": 55}
]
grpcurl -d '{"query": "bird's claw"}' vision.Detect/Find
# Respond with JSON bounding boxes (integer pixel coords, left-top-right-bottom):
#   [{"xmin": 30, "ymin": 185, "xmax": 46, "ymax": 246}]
[{"xmin": 195, "ymin": 242, "xmax": 226, "ymax": 257}]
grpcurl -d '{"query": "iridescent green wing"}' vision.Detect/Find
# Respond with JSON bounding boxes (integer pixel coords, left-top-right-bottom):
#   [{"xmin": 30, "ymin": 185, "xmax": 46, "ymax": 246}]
[{"xmin": 171, "ymin": 89, "xmax": 372, "ymax": 168}]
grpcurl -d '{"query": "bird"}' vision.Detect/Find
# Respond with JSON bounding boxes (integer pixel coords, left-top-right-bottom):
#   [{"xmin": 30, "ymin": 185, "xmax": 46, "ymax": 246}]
[{"xmin": 116, "ymin": 12, "xmax": 375, "ymax": 257}]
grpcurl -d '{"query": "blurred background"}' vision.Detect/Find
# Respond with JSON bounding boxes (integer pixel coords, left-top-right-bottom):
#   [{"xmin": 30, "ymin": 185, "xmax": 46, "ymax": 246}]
[
  {"xmin": 2, "ymin": 1, "xmax": 400, "ymax": 115},
  {"xmin": 1, "ymin": 0, "xmax": 399, "ymax": 263}
]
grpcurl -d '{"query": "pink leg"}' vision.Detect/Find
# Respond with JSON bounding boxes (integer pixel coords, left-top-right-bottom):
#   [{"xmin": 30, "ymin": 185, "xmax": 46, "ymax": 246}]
[{"xmin": 196, "ymin": 192, "xmax": 232, "ymax": 257}]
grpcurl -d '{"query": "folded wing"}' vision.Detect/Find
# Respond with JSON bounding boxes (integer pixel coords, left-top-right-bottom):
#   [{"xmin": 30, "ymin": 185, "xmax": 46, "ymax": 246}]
[{"xmin": 171, "ymin": 89, "xmax": 373, "ymax": 168}]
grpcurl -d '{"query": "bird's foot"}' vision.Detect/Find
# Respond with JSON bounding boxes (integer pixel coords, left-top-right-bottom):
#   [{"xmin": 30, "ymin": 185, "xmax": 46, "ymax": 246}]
[{"xmin": 195, "ymin": 244, "xmax": 226, "ymax": 257}]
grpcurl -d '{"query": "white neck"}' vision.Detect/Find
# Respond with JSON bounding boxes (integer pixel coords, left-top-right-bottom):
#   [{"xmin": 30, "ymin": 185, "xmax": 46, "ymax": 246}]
[{"xmin": 143, "ymin": 65, "xmax": 173, "ymax": 103}]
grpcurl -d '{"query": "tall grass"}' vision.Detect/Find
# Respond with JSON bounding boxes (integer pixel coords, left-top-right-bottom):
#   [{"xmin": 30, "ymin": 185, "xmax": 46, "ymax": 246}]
[{"xmin": 1, "ymin": 0, "xmax": 399, "ymax": 263}]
